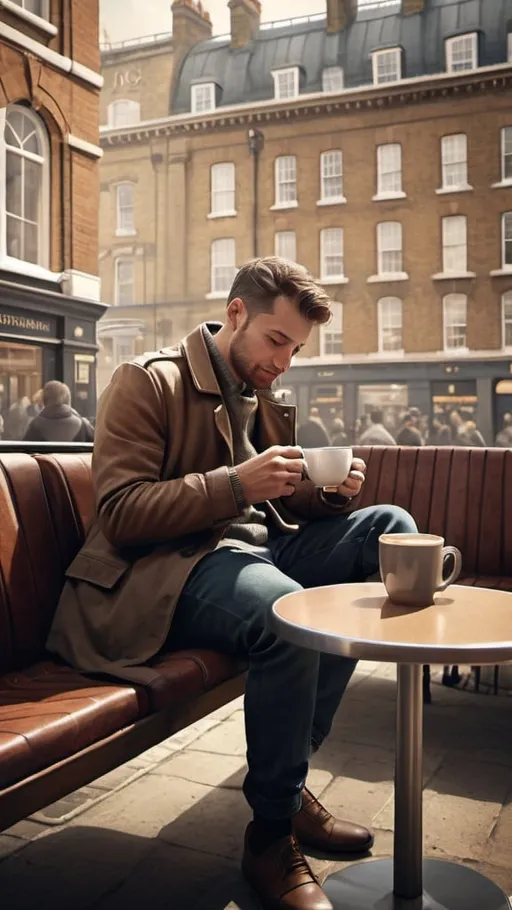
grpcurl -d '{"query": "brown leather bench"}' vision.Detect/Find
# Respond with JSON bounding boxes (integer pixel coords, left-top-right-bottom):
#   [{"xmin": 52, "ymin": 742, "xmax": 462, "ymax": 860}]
[{"xmin": 0, "ymin": 446, "xmax": 510, "ymax": 834}]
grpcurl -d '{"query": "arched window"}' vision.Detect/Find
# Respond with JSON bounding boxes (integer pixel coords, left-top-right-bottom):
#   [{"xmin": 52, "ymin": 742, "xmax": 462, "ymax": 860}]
[
  {"xmin": 108, "ymin": 100, "xmax": 140, "ymax": 128},
  {"xmin": 0, "ymin": 104, "xmax": 49, "ymax": 268}
]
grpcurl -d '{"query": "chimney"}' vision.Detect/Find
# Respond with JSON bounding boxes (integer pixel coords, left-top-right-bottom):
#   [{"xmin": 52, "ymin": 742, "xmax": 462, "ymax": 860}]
[
  {"xmin": 326, "ymin": 0, "xmax": 357, "ymax": 34},
  {"xmin": 171, "ymin": 0, "xmax": 212, "ymax": 48},
  {"xmin": 228, "ymin": 0, "xmax": 261, "ymax": 50},
  {"xmin": 402, "ymin": 0, "xmax": 424, "ymax": 13}
]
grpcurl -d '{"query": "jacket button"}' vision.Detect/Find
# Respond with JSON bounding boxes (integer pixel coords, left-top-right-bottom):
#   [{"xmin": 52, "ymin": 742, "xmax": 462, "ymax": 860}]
[
  {"xmin": 181, "ymin": 547, "xmax": 197, "ymax": 558},
  {"xmin": 283, "ymin": 412, "xmax": 289, "ymax": 417}
]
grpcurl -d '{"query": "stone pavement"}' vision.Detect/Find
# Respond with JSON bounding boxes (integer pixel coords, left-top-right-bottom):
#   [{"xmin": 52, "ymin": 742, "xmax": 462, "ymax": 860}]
[{"xmin": 1, "ymin": 661, "xmax": 511, "ymax": 910}]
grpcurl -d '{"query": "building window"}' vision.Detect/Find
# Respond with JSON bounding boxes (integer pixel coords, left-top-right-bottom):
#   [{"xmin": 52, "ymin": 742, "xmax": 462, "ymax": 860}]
[
  {"xmin": 191, "ymin": 83, "xmax": 216, "ymax": 114},
  {"xmin": 107, "ymin": 100, "xmax": 140, "ymax": 128},
  {"xmin": 320, "ymin": 228, "xmax": 344, "ymax": 281},
  {"xmin": 211, "ymin": 238, "xmax": 236, "ymax": 295},
  {"xmin": 378, "ymin": 297, "xmax": 403, "ymax": 353},
  {"xmin": 376, "ymin": 144, "xmax": 403, "ymax": 197},
  {"xmin": 210, "ymin": 163, "xmax": 236, "ymax": 217},
  {"xmin": 116, "ymin": 183, "xmax": 135, "ymax": 235},
  {"xmin": 2, "ymin": 104, "xmax": 49, "ymax": 268},
  {"xmin": 320, "ymin": 150, "xmax": 344, "ymax": 203},
  {"xmin": 274, "ymin": 155, "xmax": 297, "ymax": 208},
  {"xmin": 11, "ymin": 0, "xmax": 47, "ymax": 14},
  {"xmin": 443, "ymin": 294, "xmax": 467, "ymax": 351},
  {"xmin": 442, "ymin": 215, "xmax": 467, "ymax": 273},
  {"xmin": 115, "ymin": 259, "xmax": 135, "ymax": 306},
  {"xmin": 508, "ymin": 33, "xmax": 512, "ymax": 63},
  {"xmin": 446, "ymin": 33, "xmax": 478, "ymax": 73},
  {"xmin": 441, "ymin": 134, "xmax": 469, "ymax": 189},
  {"xmin": 321, "ymin": 301, "xmax": 343, "ymax": 356},
  {"xmin": 372, "ymin": 48, "xmax": 401, "ymax": 85},
  {"xmin": 502, "ymin": 213, "xmax": 512, "ymax": 268},
  {"xmin": 272, "ymin": 68, "xmax": 299, "ymax": 100},
  {"xmin": 275, "ymin": 231, "xmax": 297, "ymax": 261},
  {"xmin": 501, "ymin": 128, "xmax": 512, "ymax": 183},
  {"xmin": 377, "ymin": 222, "xmax": 403, "ymax": 275},
  {"xmin": 503, "ymin": 292, "xmax": 512, "ymax": 349},
  {"xmin": 322, "ymin": 67, "xmax": 344, "ymax": 93},
  {"xmin": 114, "ymin": 336, "xmax": 134, "ymax": 366}
]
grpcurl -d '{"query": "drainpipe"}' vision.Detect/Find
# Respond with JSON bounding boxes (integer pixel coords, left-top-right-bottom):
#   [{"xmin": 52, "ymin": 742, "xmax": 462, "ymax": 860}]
[{"xmin": 247, "ymin": 128, "xmax": 264, "ymax": 258}]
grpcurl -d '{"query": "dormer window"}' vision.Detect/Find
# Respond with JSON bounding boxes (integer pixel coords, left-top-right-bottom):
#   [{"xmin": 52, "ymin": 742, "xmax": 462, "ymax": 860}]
[
  {"xmin": 322, "ymin": 67, "xmax": 344, "ymax": 93},
  {"xmin": 191, "ymin": 83, "xmax": 216, "ymax": 114},
  {"xmin": 272, "ymin": 68, "xmax": 299, "ymax": 101},
  {"xmin": 372, "ymin": 48, "xmax": 402, "ymax": 85},
  {"xmin": 446, "ymin": 33, "xmax": 478, "ymax": 73}
]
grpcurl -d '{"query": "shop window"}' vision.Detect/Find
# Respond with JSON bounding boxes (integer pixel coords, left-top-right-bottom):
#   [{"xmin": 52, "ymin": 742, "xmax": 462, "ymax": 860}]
[
  {"xmin": 378, "ymin": 297, "xmax": 403, "ymax": 353},
  {"xmin": 210, "ymin": 238, "xmax": 236, "ymax": 295},
  {"xmin": 116, "ymin": 183, "xmax": 135, "ymax": 235},
  {"xmin": 443, "ymin": 293, "xmax": 467, "ymax": 351},
  {"xmin": 107, "ymin": 100, "xmax": 140, "ymax": 128},
  {"xmin": 1, "ymin": 104, "xmax": 49, "ymax": 269},
  {"xmin": 210, "ymin": 163, "xmax": 236, "ymax": 217},
  {"xmin": 320, "ymin": 301, "xmax": 343, "ymax": 355},
  {"xmin": 502, "ymin": 291, "xmax": 512, "ymax": 349},
  {"xmin": 275, "ymin": 231, "xmax": 296, "ymax": 261},
  {"xmin": 274, "ymin": 155, "xmax": 297, "ymax": 208}
]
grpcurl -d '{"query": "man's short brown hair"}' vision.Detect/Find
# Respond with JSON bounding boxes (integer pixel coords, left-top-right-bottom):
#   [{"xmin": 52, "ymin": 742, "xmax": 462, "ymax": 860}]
[{"xmin": 228, "ymin": 257, "xmax": 331, "ymax": 325}]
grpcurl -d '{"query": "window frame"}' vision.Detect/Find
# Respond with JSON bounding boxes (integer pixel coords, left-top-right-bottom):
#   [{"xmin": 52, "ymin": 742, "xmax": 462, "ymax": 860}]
[
  {"xmin": 443, "ymin": 293, "xmax": 468, "ymax": 352},
  {"xmin": 377, "ymin": 221, "xmax": 403, "ymax": 277},
  {"xmin": 501, "ymin": 128, "xmax": 512, "ymax": 184},
  {"xmin": 115, "ymin": 258, "xmax": 135, "ymax": 307},
  {"xmin": 272, "ymin": 67, "xmax": 300, "ymax": 101},
  {"xmin": 508, "ymin": 33, "xmax": 512, "ymax": 64},
  {"xmin": 378, "ymin": 297, "xmax": 403, "ymax": 354},
  {"xmin": 442, "ymin": 215, "xmax": 468, "ymax": 274},
  {"xmin": 322, "ymin": 66, "xmax": 344, "ymax": 93},
  {"xmin": 273, "ymin": 155, "xmax": 298, "ymax": 209},
  {"xmin": 5, "ymin": 0, "xmax": 55, "ymax": 33},
  {"xmin": 107, "ymin": 99, "xmax": 141, "ymax": 128},
  {"xmin": 320, "ymin": 227, "xmax": 345, "ymax": 283},
  {"xmin": 375, "ymin": 143, "xmax": 404, "ymax": 200},
  {"xmin": 502, "ymin": 212, "xmax": 512, "ymax": 269},
  {"xmin": 319, "ymin": 150, "xmax": 345, "ymax": 204},
  {"xmin": 372, "ymin": 48, "xmax": 402, "ymax": 85},
  {"xmin": 115, "ymin": 182, "xmax": 136, "ymax": 236},
  {"xmin": 0, "ymin": 103, "xmax": 50, "ymax": 273},
  {"xmin": 191, "ymin": 83, "xmax": 216, "ymax": 115},
  {"xmin": 210, "ymin": 237, "xmax": 236, "ymax": 297},
  {"xmin": 274, "ymin": 230, "xmax": 297, "ymax": 262},
  {"xmin": 320, "ymin": 301, "xmax": 343, "ymax": 357},
  {"xmin": 502, "ymin": 291, "xmax": 512, "ymax": 350},
  {"xmin": 446, "ymin": 33, "xmax": 478, "ymax": 74},
  {"xmin": 209, "ymin": 162, "xmax": 236, "ymax": 218},
  {"xmin": 440, "ymin": 133, "xmax": 470, "ymax": 192}
]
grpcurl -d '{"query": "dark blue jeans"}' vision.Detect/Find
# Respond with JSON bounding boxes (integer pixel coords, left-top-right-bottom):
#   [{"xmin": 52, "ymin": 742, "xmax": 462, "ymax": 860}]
[{"xmin": 168, "ymin": 505, "xmax": 418, "ymax": 819}]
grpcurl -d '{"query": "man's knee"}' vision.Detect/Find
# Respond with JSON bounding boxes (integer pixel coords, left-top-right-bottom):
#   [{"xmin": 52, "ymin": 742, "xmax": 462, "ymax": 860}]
[{"xmin": 372, "ymin": 504, "xmax": 418, "ymax": 535}]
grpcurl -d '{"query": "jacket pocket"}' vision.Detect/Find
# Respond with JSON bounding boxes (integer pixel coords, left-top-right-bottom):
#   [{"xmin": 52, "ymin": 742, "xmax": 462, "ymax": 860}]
[{"xmin": 65, "ymin": 552, "xmax": 131, "ymax": 591}]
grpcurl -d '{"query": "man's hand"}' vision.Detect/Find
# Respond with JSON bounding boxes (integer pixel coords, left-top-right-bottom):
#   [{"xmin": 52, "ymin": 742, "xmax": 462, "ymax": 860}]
[
  {"xmin": 324, "ymin": 457, "xmax": 367, "ymax": 498},
  {"xmin": 236, "ymin": 446, "xmax": 306, "ymax": 504}
]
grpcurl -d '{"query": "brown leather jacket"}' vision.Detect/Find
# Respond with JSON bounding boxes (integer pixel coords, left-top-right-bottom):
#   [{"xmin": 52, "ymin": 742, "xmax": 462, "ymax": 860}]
[{"xmin": 46, "ymin": 323, "xmax": 353, "ymax": 678}]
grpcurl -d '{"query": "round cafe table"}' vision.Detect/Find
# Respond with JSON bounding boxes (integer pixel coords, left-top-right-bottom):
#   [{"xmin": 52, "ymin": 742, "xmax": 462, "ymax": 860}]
[{"xmin": 272, "ymin": 582, "xmax": 512, "ymax": 910}]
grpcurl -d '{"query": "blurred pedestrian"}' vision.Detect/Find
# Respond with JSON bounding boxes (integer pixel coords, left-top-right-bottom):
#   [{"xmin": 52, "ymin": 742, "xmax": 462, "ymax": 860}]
[
  {"xmin": 495, "ymin": 413, "xmax": 512, "ymax": 448},
  {"xmin": 359, "ymin": 410, "xmax": 396, "ymax": 445},
  {"xmin": 23, "ymin": 381, "xmax": 94, "ymax": 443},
  {"xmin": 396, "ymin": 413, "xmax": 423, "ymax": 447},
  {"xmin": 297, "ymin": 406, "xmax": 331, "ymax": 447}
]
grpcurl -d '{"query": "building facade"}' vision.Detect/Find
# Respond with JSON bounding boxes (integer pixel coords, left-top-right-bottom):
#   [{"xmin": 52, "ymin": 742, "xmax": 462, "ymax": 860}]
[
  {"xmin": 0, "ymin": 0, "xmax": 105, "ymax": 436},
  {"xmin": 98, "ymin": 0, "xmax": 512, "ymax": 442}
]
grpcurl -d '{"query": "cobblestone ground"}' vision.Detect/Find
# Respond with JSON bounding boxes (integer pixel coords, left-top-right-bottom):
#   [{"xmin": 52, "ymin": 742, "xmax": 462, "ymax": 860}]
[{"xmin": 1, "ymin": 662, "xmax": 511, "ymax": 909}]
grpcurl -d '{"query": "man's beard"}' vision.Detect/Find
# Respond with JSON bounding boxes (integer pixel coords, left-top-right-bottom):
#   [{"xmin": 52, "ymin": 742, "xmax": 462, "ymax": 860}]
[{"xmin": 230, "ymin": 337, "xmax": 273, "ymax": 390}]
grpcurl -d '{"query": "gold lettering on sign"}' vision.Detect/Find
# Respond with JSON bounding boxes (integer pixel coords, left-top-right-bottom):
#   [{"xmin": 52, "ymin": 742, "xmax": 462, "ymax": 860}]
[{"xmin": 0, "ymin": 313, "xmax": 52, "ymax": 333}]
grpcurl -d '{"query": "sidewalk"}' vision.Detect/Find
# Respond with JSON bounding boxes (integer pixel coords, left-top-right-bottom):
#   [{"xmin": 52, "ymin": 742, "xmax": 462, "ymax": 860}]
[{"xmin": 1, "ymin": 661, "xmax": 511, "ymax": 910}]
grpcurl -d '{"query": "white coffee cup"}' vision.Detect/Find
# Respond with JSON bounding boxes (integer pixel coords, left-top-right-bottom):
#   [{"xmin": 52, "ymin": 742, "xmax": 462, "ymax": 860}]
[{"xmin": 303, "ymin": 447, "xmax": 353, "ymax": 488}]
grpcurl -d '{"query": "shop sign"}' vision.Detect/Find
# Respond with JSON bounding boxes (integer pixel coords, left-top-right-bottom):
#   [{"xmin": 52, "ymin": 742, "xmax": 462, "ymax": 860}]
[{"xmin": 0, "ymin": 308, "xmax": 57, "ymax": 339}]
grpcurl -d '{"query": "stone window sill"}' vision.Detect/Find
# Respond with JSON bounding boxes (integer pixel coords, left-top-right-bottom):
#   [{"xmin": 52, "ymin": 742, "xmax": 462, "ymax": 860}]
[
  {"xmin": 367, "ymin": 272, "xmax": 409, "ymax": 283},
  {"xmin": 0, "ymin": 0, "xmax": 57, "ymax": 36},
  {"xmin": 317, "ymin": 196, "xmax": 347, "ymax": 206},
  {"xmin": 207, "ymin": 210, "xmax": 238, "ymax": 220},
  {"xmin": 372, "ymin": 191, "xmax": 407, "ymax": 202},
  {"xmin": 435, "ymin": 185, "xmax": 473, "ymax": 195},
  {"xmin": 432, "ymin": 271, "xmax": 476, "ymax": 280}
]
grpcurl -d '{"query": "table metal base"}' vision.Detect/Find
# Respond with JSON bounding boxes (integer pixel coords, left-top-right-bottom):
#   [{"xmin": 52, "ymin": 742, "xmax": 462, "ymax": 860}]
[{"xmin": 323, "ymin": 858, "xmax": 512, "ymax": 910}]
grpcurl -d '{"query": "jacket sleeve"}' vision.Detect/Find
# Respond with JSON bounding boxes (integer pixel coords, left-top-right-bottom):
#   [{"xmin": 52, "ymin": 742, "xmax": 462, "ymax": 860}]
[
  {"xmin": 92, "ymin": 362, "xmax": 239, "ymax": 548},
  {"xmin": 22, "ymin": 419, "xmax": 42, "ymax": 442}
]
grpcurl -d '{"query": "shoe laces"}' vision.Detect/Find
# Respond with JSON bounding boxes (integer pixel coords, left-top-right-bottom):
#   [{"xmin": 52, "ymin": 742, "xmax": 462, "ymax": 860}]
[
  {"xmin": 303, "ymin": 788, "xmax": 331, "ymax": 825},
  {"xmin": 281, "ymin": 839, "xmax": 316, "ymax": 882}
]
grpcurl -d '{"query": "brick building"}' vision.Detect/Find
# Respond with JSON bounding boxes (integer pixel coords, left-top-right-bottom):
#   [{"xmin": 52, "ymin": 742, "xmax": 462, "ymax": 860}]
[
  {"xmin": 98, "ymin": 0, "xmax": 512, "ymax": 442},
  {"xmin": 0, "ymin": 0, "xmax": 105, "ymax": 435}
]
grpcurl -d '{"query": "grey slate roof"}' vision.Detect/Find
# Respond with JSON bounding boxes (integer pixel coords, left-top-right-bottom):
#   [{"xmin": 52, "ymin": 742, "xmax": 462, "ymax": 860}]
[{"xmin": 172, "ymin": 0, "xmax": 512, "ymax": 113}]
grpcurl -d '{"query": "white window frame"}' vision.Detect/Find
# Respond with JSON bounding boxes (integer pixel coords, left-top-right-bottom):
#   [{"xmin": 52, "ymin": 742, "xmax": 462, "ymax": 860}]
[
  {"xmin": 372, "ymin": 48, "xmax": 402, "ymax": 85},
  {"xmin": 320, "ymin": 301, "xmax": 343, "ymax": 356},
  {"xmin": 113, "ymin": 335, "xmax": 134, "ymax": 367},
  {"xmin": 446, "ymin": 33, "xmax": 478, "ymax": 73},
  {"xmin": 441, "ymin": 215, "xmax": 468, "ymax": 274},
  {"xmin": 500, "ymin": 128, "xmax": 512, "ymax": 186},
  {"xmin": 107, "ymin": 99, "xmax": 140, "ymax": 128},
  {"xmin": 377, "ymin": 222, "xmax": 403, "ymax": 277},
  {"xmin": 0, "ymin": 104, "xmax": 51, "ymax": 277},
  {"xmin": 115, "ymin": 258, "xmax": 135, "ymax": 306},
  {"xmin": 438, "ymin": 134, "xmax": 471, "ymax": 193},
  {"xmin": 275, "ymin": 231, "xmax": 297, "ymax": 262},
  {"xmin": 508, "ymin": 33, "xmax": 512, "ymax": 64},
  {"xmin": 318, "ymin": 150, "xmax": 345, "ymax": 205},
  {"xmin": 320, "ymin": 228, "xmax": 346, "ymax": 284},
  {"xmin": 322, "ymin": 66, "xmax": 344, "ymax": 93},
  {"xmin": 209, "ymin": 162, "xmax": 236, "ymax": 218},
  {"xmin": 374, "ymin": 144, "xmax": 405, "ymax": 201},
  {"xmin": 502, "ymin": 212, "xmax": 512, "ymax": 269},
  {"xmin": 272, "ymin": 67, "xmax": 299, "ymax": 101},
  {"xmin": 503, "ymin": 292, "xmax": 512, "ymax": 350},
  {"xmin": 272, "ymin": 155, "xmax": 298, "ymax": 210},
  {"xmin": 378, "ymin": 297, "xmax": 403, "ymax": 354},
  {"xmin": 191, "ymin": 83, "xmax": 216, "ymax": 115},
  {"xmin": 3, "ymin": 0, "xmax": 56, "ymax": 34},
  {"xmin": 209, "ymin": 238, "xmax": 236, "ymax": 298},
  {"xmin": 443, "ymin": 293, "xmax": 468, "ymax": 352},
  {"xmin": 115, "ymin": 183, "xmax": 135, "ymax": 236}
]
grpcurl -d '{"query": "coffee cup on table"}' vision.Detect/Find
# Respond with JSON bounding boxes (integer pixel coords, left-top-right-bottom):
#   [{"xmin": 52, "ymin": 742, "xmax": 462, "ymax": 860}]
[
  {"xmin": 379, "ymin": 533, "xmax": 462, "ymax": 608},
  {"xmin": 302, "ymin": 447, "xmax": 353, "ymax": 490}
]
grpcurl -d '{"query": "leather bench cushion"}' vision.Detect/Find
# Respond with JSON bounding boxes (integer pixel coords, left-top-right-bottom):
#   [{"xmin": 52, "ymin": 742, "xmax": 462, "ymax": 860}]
[
  {"xmin": 0, "ymin": 662, "xmax": 145, "ymax": 789},
  {"xmin": 459, "ymin": 576, "xmax": 512, "ymax": 592}
]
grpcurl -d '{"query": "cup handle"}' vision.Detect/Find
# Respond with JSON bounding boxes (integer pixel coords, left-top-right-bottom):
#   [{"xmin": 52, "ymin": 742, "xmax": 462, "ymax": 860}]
[{"xmin": 437, "ymin": 546, "xmax": 462, "ymax": 592}]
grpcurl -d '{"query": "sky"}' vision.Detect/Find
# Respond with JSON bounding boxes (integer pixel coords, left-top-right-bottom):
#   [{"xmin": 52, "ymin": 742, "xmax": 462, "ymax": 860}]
[{"xmin": 100, "ymin": 0, "xmax": 327, "ymax": 44}]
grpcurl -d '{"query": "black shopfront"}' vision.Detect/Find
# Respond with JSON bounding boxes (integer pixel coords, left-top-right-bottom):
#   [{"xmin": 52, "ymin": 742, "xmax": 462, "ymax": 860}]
[{"xmin": 0, "ymin": 280, "xmax": 107, "ymax": 438}]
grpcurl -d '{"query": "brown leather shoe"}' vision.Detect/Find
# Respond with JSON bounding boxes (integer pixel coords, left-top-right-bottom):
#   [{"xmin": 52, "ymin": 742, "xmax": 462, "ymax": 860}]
[
  {"xmin": 242, "ymin": 823, "xmax": 333, "ymax": 909},
  {"xmin": 294, "ymin": 788, "xmax": 374, "ymax": 855}
]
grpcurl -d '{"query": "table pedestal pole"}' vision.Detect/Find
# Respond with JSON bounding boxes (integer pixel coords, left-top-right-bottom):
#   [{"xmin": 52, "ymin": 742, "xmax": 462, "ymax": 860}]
[{"xmin": 323, "ymin": 663, "xmax": 511, "ymax": 910}]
